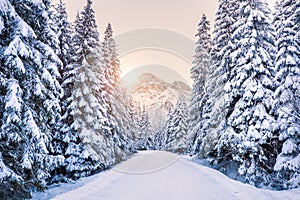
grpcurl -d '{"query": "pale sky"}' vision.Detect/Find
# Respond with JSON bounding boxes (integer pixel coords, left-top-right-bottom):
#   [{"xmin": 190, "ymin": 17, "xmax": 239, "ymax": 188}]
[
  {"xmin": 59, "ymin": 0, "xmax": 276, "ymax": 39},
  {"xmin": 58, "ymin": 0, "xmax": 219, "ymax": 39},
  {"xmin": 57, "ymin": 0, "xmax": 277, "ymax": 86}
]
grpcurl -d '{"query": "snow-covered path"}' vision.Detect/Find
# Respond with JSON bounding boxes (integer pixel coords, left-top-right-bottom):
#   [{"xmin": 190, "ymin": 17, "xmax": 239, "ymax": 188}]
[{"xmin": 33, "ymin": 151, "xmax": 300, "ymax": 200}]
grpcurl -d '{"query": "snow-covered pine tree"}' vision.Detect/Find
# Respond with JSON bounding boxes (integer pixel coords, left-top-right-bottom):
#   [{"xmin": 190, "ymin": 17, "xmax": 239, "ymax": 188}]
[
  {"xmin": 127, "ymin": 98, "xmax": 148, "ymax": 150},
  {"xmin": 141, "ymin": 104, "xmax": 151, "ymax": 149},
  {"xmin": 133, "ymin": 103, "xmax": 152, "ymax": 150},
  {"xmin": 103, "ymin": 23, "xmax": 121, "ymax": 87},
  {"xmin": 0, "ymin": 0, "xmax": 63, "ymax": 197},
  {"xmin": 70, "ymin": 0, "xmax": 98, "ymax": 65},
  {"xmin": 116, "ymin": 86, "xmax": 134, "ymax": 150},
  {"xmin": 194, "ymin": 14, "xmax": 212, "ymax": 54},
  {"xmin": 155, "ymin": 106, "xmax": 173, "ymax": 150},
  {"xmin": 216, "ymin": 0, "xmax": 276, "ymax": 187},
  {"xmin": 52, "ymin": 0, "xmax": 73, "ymax": 71},
  {"xmin": 44, "ymin": 0, "xmax": 100, "ymax": 182},
  {"xmin": 58, "ymin": 0, "xmax": 113, "ymax": 177},
  {"xmin": 165, "ymin": 101, "xmax": 188, "ymax": 154},
  {"xmin": 195, "ymin": 0, "xmax": 240, "ymax": 159},
  {"xmin": 70, "ymin": 0, "xmax": 128, "ymax": 167},
  {"xmin": 58, "ymin": 61, "xmax": 102, "ymax": 181},
  {"xmin": 188, "ymin": 14, "xmax": 212, "ymax": 156},
  {"xmin": 207, "ymin": 0, "xmax": 240, "ymax": 93},
  {"xmin": 152, "ymin": 131, "xmax": 163, "ymax": 151},
  {"xmin": 70, "ymin": 12, "xmax": 84, "ymax": 63},
  {"xmin": 80, "ymin": 0, "xmax": 100, "ymax": 59},
  {"xmin": 273, "ymin": 0, "xmax": 300, "ymax": 189},
  {"xmin": 102, "ymin": 23, "xmax": 132, "ymax": 160},
  {"xmin": 210, "ymin": 0, "xmax": 239, "ymax": 68},
  {"xmin": 71, "ymin": 57, "xmax": 114, "ymax": 167},
  {"xmin": 128, "ymin": 99, "xmax": 139, "ymax": 137}
]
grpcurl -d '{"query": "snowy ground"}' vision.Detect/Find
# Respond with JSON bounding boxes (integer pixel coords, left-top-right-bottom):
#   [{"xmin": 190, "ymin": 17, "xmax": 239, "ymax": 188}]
[{"xmin": 32, "ymin": 151, "xmax": 300, "ymax": 200}]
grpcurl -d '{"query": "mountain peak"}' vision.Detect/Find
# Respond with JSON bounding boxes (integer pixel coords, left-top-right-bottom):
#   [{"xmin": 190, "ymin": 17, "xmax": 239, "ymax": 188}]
[
  {"xmin": 129, "ymin": 73, "xmax": 191, "ymax": 134},
  {"xmin": 138, "ymin": 72, "xmax": 164, "ymax": 84}
]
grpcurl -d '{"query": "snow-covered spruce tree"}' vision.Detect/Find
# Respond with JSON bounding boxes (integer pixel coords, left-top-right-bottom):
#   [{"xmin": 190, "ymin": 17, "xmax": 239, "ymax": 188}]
[
  {"xmin": 71, "ymin": 57, "xmax": 113, "ymax": 167},
  {"xmin": 188, "ymin": 14, "xmax": 212, "ymax": 156},
  {"xmin": 273, "ymin": 0, "xmax": 300, "ymax": 189},
  {"xmin": 127, "ymin": 99, "xmax": 140, "ymax": 140},
  {"xmin": 195, "ymin": 0, "xmax": 240, "ymax": 159},
  {"xmin": 140, "ymin": 105, "xmax": 151, "ymax": 148},
  {"xmin": 70, "ymin": 12, "xmax": 84, "ymax": 63},
  {"xmin": 72, "ymin": 0, "xmax": 113, "ymax": 166},
  {"xmin": 70, "ymin": 0, "xmax": 99, "ymax": 65},
  {"xmin": 57, "ymin": 63, "xmax": 101, "ymax": 181},
  {"xmin": 45, "ymin": 0, "xmax": 100, "ymax": 182},
  {"xmin": 216, "ymin": 0, "xmax": 277, "ymax": 187},
  {"xmin": 0, "ymin": 0, "xmax": 63, "ymax": 197},
  {"xmin": 133, "ymin": 103, "xmax": 152, "ymax": 150},
  {"xmin": 70, "ymin": 0, "xmax": 128, "ymax": 168},
  {"xmin": 81, "ymin": 0, "xmax": 130, "ymax": 162},
  {"xmin": 102, "ymin": 23, "xmax": 132, "ymax": 160},
  {"xmin": 155, "ymin": 107, "xmax": 173, "ymax": 150},
  {"xmin": 116, "ymin": 86, "xmax": 135, "ymax": 150},
  {"xmin": 210, "ymin": 0, "xmax": 239, "ymax": 67},
  {"xmin": 51, "ymin": 0, "xmax": 73, "ymax": 71},
  {"xmin": 103, "ymin": 23, "xmax": 121, "ymax": 87},
  {"xmin": 152, "ymin": 131, "xmax": 163, "ymax": 150},
  {"xmin": 53, "ymin": 0, "xmax": 110, "ymax": 180},
  {"xmin": 165, "ymin": 101, "xmax": 189, "ymax": 154},
  {"xmin": 139, "ymin": 104, "xmax": 152, "ymax": 149},
  {"xmin": 127, "ymin": 99, "xmax": 148, "ymax": 150}
]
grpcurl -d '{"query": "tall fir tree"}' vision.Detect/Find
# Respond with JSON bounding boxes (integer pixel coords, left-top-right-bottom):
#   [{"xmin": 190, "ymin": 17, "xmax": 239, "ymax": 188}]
[
  {"xmin": 195, "ymin": 0, "xmax": 240, "ymax": 158},
  {"xmin": 132, "ymin": 103, "xmax": 152, "ymax": 150},
  {"xmin": 102, "ymin": 23, "xmax": 121, "ymax": 87},
  {"xmin": 68, "ymin": 0, "xmax": 129, "ymax": 167},
  {"xmin": 127, "ymin": 99, "xmax": 140, "ymax": 142},
  {"xmin": 71, "ymin": 57, "xmax": 114, "ymax": 167},
  {"xmin": 71, "ymin": 12, "xmax": 84, "ymax": 63},
  {"xmin": 102, "ymin": 23, "xmax": 132, "ymax": 160},
  {"xmin": 188, "ymin": 14, "xmax": 212, "ymax": 156},
  {"xmin": 273, "ymin": 0, "xmax": 300, "ymax": 189},
  {"xmin": 210, "ymin": 0, "xmax": 239, "ymax": 71},
  {"xmin": 0, "ymin": 0, "xmax": 63, "ymax": 197},
  {"xmin": 70, "ymin": 0, "xmax": 99, "ymax": 64},
  {"xmin": 156, "ymin": 106, "xmax": 174, "ymax": 150},
  {"xmin": 52, "ymin": 0, "xmax": 73, "ymax": 71},
  {"xmin": 216, "ymin": 0, "xmax": 277, "ymax": 187},
  {"xmin": 46, "ymin": 0, "xmax": 102, "ymax": 182},
  {"xmin": 61, "ymin": 0, "xmax": 114, "ymax": 175},
  {"xmin": 165, "ymin": 101, "xmax": 189, "ymax": 153}
]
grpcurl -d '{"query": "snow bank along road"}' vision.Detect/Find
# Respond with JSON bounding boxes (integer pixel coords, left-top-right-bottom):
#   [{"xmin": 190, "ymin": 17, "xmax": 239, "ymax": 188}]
[{"xmin": 33, "ymin": 151, "xmax": 300, "ymax": 200}]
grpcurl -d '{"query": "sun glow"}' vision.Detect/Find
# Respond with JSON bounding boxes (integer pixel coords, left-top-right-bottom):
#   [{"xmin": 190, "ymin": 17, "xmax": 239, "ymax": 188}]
[{"xmin": 119, "ymin": 49, "xmax": 193, "ymax": 87}]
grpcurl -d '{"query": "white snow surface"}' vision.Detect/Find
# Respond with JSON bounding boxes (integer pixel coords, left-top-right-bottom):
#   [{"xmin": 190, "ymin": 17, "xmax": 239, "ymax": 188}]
[{"xmin": 32, "ymin": 151, "xmax": 300, "ymax": 200}]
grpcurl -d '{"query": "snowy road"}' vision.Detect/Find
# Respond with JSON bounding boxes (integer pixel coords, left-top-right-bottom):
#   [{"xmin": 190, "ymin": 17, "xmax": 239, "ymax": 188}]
[{"xmin": 33, "ymin": 151, "xmax": 300, "ymax": 200}]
